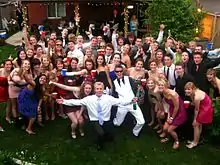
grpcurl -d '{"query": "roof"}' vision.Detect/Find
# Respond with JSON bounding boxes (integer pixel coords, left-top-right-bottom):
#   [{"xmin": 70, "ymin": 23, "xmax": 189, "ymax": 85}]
[{"xmin": 199, "ymin": 0, "xmax": 220, "ymax": 14}]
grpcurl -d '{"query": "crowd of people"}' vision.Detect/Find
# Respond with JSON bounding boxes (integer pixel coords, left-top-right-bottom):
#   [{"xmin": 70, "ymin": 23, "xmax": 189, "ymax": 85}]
[{"xmin": 0, "ymin": 23, "xmax": 219, "ymax": 151}]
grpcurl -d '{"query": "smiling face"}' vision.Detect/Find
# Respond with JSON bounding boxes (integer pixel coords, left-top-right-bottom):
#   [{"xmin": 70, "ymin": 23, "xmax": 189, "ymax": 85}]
[
  {"xmin": 39, "ymin": 75, "xmax": 47, "ymax": 85},
  {"xmin": 185, "ymin": 87, "xmax": 193, "ymax": 96},
  {"xmin": 42, "ymin": 57, "xmax": 50, "ymax": 67},
  {"xmin": 4, "ymin": 61, "xmax": 12, "ymax": 71},
  {"xmin": 22, "ymin": 60, "xmax": 30, "ymax": 71},
  {"xmin": 97, "ymin": 55, "xmax": 104, "ymax": 66},
  {"xmin": 206, "ymin": 72, "xmax": 215, "ymax": 82},
  {"xmin": 156, "ymin": 51, "xmax": 163, "ymax": 61},
  {"xmin": 149, "ymin": 61, "xmax": 157, "ymax": 71},
  {"xmin": 71, "ymin": 59, "xmax": 78, "ymax": 69},
  {"xmin": 147, "ymin": 79, "xmax": 156, "ymax": 90},
  {"xmin": 26, "ymin": 49, "xmax": 34, "ymax": 59},
  {"xmin": 113, "ymin": 54, "xmax": 121, "ymax": 64},
  {"xmin": 94, "ymin": 83, "xmax": 104, "ymax": 97},
  {"xmin": 56, "ymin": 61, "xmax": 64, "ymax": 70},
  {"xmin": 135, "ymin": 61, "xmax": 143, "ymax": 71},
  {"xmin": 84, "ymin": 84, "xmax": 92, "ymax": 96},
  {"xmin": 19, "ymin": 51, "xmax": 26, "ymax": 60}
]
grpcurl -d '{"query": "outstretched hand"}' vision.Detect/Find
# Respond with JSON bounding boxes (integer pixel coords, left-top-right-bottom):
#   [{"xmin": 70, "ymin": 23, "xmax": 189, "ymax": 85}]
[{"xmin": 56, "ymin": 97, "xmax": 64, "ymax": 104}]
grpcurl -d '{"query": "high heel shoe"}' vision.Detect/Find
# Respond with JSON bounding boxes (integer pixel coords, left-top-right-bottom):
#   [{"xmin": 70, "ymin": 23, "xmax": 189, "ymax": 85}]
[{"xmin": 79, "ymin": 130, "xmax": 84, "ymax": 137}]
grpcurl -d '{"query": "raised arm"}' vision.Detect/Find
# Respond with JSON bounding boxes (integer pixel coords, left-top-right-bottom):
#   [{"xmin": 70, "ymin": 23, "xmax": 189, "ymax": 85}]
[
  {"xmin": 58, "ymin": 97, "xmax": 87, "ymax": 106},
  {"xmin": 65, "ymin": 69, "xmax": 87, "ymax": 76},
  {"xmin": 50, "ymin": 81, "xmax": 80, "ymax": 93}
]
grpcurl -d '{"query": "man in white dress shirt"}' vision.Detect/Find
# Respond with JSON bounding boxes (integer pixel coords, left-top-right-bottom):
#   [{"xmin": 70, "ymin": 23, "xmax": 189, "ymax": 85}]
[
  {"xmin": 56, "ymin": 82, "xmax": 136, "ymax": 150},
  {"xmin": 113, "ymin": 65, "xmax": 145, "ymax": 137},
  {"xmin": 67, "ymin": 41, "xmax": 84, "ymax": 68}
]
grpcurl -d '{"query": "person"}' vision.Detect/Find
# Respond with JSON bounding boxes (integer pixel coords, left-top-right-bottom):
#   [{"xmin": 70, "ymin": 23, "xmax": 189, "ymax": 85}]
[
  {"xmin": 0, "ymin": 60, "xmax": 13, "ymax": 124},
  {"xmin": 18, "ymin": 73, "xmax": 47, "ymax": 135},
  {"xmin": 157, "ymin": 78, "xmax": 187, "ymax": 149},
  {"xmin": 206, "ymin": 68, "xmax": 220, "ymax": 97},
  {"xmin": 185, "ymin": 82, "xmax": 214, "ymax": 149},
  {"xmin": 130, "ymin": 15, "xmax": 139, "ymax": 37},
  {"xmin": 50, "ymin": 81, "xmax": 93, "ymax": 139},
  {"xmin": 113, "ymin": 64, "xmax": 145, "ymax": 137},
  {"xmin": 56, "ymin": 82, "xmax": 136, "ymax": 150}
]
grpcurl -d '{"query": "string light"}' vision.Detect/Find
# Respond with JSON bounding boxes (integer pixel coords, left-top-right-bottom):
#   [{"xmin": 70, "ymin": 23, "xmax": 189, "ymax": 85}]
[
  {"xmin": 74, "ymin": 0, "xmax": 80, "ymax": 35},
  {"xmin": 22, "ymin": 6, "xmax": 28, "ymax": 29},
  {"xmin": 123, "ymin": 7, "xmax": 129, "ymax": 38}
]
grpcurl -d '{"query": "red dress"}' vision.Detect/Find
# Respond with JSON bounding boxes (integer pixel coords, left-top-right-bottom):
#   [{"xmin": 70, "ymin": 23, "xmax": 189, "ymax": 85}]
[
  {"xmin": 0, "ymin": 77, "xmax": 9, "ymax": 102},
  {"xmin": 55, "ymin": 75, "xmax": 68, "ymax": 97},
  {"xmin": 197, "ymin": 94, "xmax": 213, "ymax": 124}
]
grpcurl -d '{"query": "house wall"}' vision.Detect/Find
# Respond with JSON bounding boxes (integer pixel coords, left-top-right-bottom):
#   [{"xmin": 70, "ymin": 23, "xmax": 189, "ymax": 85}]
[
  {"xmin": 27, "ymin": 3, "xmax": 47, "ymax": 25},
  {"xmin": 200, "ymin": 13, "xmax": 220, "ymax": 48}
]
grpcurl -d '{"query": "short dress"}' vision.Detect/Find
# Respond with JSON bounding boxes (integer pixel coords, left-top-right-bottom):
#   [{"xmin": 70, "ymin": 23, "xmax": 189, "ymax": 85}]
[
  {"xmin": 196, "ymin": 94, "xmax": 213, "ymax": 124},
  {"xmin": 164, "ymin": 97, "xmax": 187, "ymax": 126},
  {"xmin": 63, "ymin": 91, "xmax": 81, "ymax": 113},
  {"xmin": 18, "ymin": 88, "xmax": 38, "ymax": 118},
  {"xmin": 0, "ymin": 77, "xmax": 9, "ymax": 102}
]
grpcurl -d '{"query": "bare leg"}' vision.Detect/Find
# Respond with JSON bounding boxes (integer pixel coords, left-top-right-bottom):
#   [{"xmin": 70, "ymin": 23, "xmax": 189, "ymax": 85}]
[
  {"xmin": 148, "ymin": 104, "xmax": 156, "ymax": 126},
  {"xmin": 5, "ymin": 100, "xmax": 12, "ymax": 123},
  {"xmin": 10, "ymin": 98, "xmax": 18, "ymax": 118},
  {"xmin": 66, "ymin": 112, "xmax": 78, "ymax": 138},
  {"xmin": 50, "ymin": 99, "xmax": 55, "ymax": 120},
  {"xmin": 26, "ymin": 117, "xmax": 36, "ymax": 134},
  {"xmin": 76, "ymin": 111, "xmax": 84, "ymax": 136}
]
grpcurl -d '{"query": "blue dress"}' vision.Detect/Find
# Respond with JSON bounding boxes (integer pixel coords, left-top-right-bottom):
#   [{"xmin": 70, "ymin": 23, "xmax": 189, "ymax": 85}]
[
  {"xmin": 18, "ymin": 88, "xmax": 38, "ymax": 118},
  {"xmin": 109, "ymin": 71, "xmax": 117, "ymax": 81}
]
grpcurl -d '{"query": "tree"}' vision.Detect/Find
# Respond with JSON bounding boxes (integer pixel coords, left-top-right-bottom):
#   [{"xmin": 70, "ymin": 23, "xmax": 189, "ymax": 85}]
[{"xmin": 144, "ymin": 0, "xmax": 204, "ymax": 43}]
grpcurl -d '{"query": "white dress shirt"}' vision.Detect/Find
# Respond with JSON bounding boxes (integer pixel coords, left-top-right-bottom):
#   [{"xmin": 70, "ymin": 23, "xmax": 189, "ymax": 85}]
[
  {"xmin": 63, "ymin": 94, "xmax": 131, "ymax": 121},
  {"xmin": 67, "ymin": 49, "xmax": 84, "ymax": 68},
  {"xmin": 162, "ymin": 63, "xmax": 177, "ymax": 86}
]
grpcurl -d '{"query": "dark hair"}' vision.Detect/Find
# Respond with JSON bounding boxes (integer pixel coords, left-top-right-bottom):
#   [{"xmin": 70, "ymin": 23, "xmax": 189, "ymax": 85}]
[
  {"xmin": 31, "ymin": 58, "xmax": 41, "ymax": 72},
  {"xmin": 85, "ymin": 59, "xmax": 95, "ymax": 71},
  {"xmin": 164, "ymin": 53, "xmax": 173, "ymax": 60},
  {"xmin": 96, "ymin": 54, "xmax": 106, "ymax": 67},
  {"xmin": 197, "ymin": 44, "xmax": 203, "ymax": 50},
  {"xmin": 114, "ymin": 64, "xmax": 123, "ymax": 71},
  {"xmin": 67, "ymin": 57, "xmax": 79, "ymax": 72},
  {"xmin": 34, "ymin": 44, "xmax": 42, "ymax": 51},
  {"xmin": 34, "ymin": 74, "xmax": 47, "ymax": 100},
  {"xmin": 106, "ymin": 43, "xmax": 114, "ymax": 50},
  {"xmin": 135, "ymin": 58, "xmax": 144, "ymax": 65},
  {"xmin": 17, "ymin": 49, "xmax": 26, "ymax": 67},
  {"xmin": 175, "ymin": 61, "xmax": 185, "ymax": 68},
  {"xmin": 193, "ymin": 52, "xmax": 203, "ymax": 57},
  {"xmin": 3, "ymin": 59, "xmax": 13, "ymax": 71}
]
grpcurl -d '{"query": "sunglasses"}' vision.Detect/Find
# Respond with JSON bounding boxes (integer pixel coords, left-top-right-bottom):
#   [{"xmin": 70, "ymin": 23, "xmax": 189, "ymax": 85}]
[
  {"xmin": 56, "ymin": 44, "xmax": 62, "ymax": 46},
  {"xmin": 115, "ymin": 70, "xmax": 123, "ymax": 73}
]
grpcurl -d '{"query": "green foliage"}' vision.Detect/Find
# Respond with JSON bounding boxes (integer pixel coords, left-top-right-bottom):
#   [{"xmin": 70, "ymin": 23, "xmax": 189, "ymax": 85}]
[
  {"xmin": 210, "ymin": 101, "xmax": 220, "ymax": 137},
  {"xmin": 144, "ymin": 0, "xmax": 205, "ymax": 42}
]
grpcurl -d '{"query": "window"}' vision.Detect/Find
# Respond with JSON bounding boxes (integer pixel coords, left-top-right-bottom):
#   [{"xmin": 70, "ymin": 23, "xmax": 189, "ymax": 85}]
[{"xmin": 48, "ymin": 3, "xmax": 66, "ymax": 18}]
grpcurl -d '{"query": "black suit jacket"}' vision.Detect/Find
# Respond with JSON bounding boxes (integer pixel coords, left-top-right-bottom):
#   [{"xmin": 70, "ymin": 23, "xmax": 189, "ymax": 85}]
[
  {"xmin": 188, "ymin": 58, "xmax": 220, "ymax": 94},
  {"xmin": 175, "ymin": 73, "xmax": 194, "ymax": 100}
]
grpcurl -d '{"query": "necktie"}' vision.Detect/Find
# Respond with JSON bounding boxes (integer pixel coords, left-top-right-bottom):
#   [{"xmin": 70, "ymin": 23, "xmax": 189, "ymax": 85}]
[
  {"xmin": 196, "ymin": 65, "xmax": 199, "ymax": 72},
  {"xmin": 97, "ymin": 98, "xmax": 103, "ymax": 125},
  {"xmin": 166, "ymin": 67, "xmax": 170, "ymax": 81}
]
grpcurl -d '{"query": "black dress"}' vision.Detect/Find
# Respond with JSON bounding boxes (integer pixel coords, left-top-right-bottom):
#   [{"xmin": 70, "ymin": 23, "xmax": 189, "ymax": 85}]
[{"xmin": 95, "ymin": 71, "xmax": 110, "ymax": 89}]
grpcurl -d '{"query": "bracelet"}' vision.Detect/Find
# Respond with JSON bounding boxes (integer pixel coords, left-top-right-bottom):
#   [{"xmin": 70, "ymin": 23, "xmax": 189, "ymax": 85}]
[{"xmin": 169, "ymin": 117, "xmax": 174, "ymax": 120}]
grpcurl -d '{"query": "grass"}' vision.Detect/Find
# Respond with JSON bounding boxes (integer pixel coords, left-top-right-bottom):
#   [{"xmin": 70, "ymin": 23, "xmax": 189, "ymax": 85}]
[{"xmin": 0, "ymin": 45, "xmax": 220, "ymax": 165}]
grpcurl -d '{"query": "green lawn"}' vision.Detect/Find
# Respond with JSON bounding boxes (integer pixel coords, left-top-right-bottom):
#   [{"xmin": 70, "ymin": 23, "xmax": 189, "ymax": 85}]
[{"xmin": 0, "ymin": 45, "xmax": 220, "ymax": 165}]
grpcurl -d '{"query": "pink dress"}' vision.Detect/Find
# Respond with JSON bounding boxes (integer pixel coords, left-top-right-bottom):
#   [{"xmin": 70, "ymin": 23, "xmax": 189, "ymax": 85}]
[
  {"xmin": 165, "ymin": 97, "xmax": 187, "ymax": 126},
  {"xmin": 197, "ymin": 94, "xmax": 213, "ymax": 124}
]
